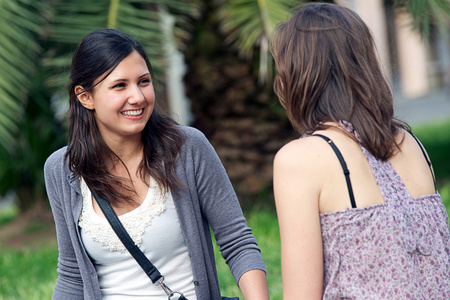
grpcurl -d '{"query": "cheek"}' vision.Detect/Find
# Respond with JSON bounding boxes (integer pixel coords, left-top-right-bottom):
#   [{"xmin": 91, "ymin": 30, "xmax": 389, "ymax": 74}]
[{"xmin": 145, "ymin": 88, "xmax": 156, "ymax": 103}]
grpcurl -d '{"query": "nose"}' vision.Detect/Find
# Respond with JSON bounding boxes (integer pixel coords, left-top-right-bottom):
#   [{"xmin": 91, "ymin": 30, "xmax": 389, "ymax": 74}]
[{"xmin": 128, "ymin": 84, "xmax": 145, "ymax": 105}]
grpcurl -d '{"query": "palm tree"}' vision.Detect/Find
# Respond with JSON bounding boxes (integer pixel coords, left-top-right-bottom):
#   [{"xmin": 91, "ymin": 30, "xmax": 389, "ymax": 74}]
[
  {"xmin": 0, "ymin": 0, "xmax": 201, "ymax": 211},
  {"xmin": 217, "ymin": 0, "xmax": 300, "ymax": 83},
  {"xmin": 0, "ymin": 0, "xmax": 449, "ymax": 211},
  {"xmin": 183, "ymin": 0, "xmax": 450, "ymax": 206},
  {"xmin": 0, "ymin": 0, "xmax": 46, "ymax": 153}
]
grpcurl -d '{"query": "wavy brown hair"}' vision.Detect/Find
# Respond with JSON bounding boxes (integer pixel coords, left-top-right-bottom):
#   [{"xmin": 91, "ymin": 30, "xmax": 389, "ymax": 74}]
[
  {"xmin": 271, "ymin": 3, "xmax": 409, "ymax": 161},
  {"xmin": 66, "ymin": 29, "xmax": 185, "ymax": 206}
]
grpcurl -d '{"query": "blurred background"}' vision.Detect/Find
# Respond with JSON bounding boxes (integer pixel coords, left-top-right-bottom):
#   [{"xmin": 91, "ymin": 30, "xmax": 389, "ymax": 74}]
[{"xmin": 0, "ymin": 0, "xmax": 449, "ymax": 298}]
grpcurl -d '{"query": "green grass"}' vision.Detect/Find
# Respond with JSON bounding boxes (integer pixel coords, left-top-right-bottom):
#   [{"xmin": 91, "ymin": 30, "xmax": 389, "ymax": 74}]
[
  {"xmin": 0, "ymin": 119, "xmax": 449, "ymax": 299},
  {"xmin": 0, "ymin": 209, "xmax": 282, "ymax": 299},
  {"xmin": 213, "ymin": 209, "xmax": 282, "ymax": 299},
  {"xmin": 0, "ymin": 244, "xmax": 58, "ymax": 299}
]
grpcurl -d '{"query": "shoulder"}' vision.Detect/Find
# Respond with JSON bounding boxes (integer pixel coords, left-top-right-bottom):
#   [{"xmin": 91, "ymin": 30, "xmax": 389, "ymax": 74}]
[
  {"xmin": 396, "ymin": 128, "xmax": 424, "ymax": 151},
  {"xmin": 274, "ymin": 135, "xmax": 332, "ymax": 172},
  {"xmin": 43, "ymin": 146, "xmax": 72, "ymax": 198},
  {"xmin": 177, "ymin": 126, "xmax": 212, "ymax": 152},
  {"xmin": 44, "ymin": 146, "xmax": 68, "ymax": 173},
  {"xmin": 393, "ymin": 128, "xmax": 432, "ymax": 163},
  {"xmin": 178, "ymin": 125, "xmax": 208, "ymax": 142},
  {"xmin": 390, "ymin": 128, "xmax": 436, "ymax": 196},
  {"xmin": 176, "ymin": 126, "xmax": 215, "ymax": 164}
]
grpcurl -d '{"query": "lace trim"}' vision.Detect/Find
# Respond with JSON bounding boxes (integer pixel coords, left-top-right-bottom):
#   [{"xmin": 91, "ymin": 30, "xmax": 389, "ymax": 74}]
[{"xmin": 78, "ymin": 177, "xmax": 166, "ymax": 252}]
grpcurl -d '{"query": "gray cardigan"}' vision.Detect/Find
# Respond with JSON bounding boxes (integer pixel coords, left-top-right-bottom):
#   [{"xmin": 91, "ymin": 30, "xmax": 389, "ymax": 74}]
[{"xmin": 44, "ymin": 126, "xmax": 265, "ymax": 300}]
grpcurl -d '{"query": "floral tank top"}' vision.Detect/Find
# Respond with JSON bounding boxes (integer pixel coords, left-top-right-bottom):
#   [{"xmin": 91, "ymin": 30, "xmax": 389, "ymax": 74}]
[{"xmin": 316, "ymin": 123, "xmax": 450, "ymax": 299}]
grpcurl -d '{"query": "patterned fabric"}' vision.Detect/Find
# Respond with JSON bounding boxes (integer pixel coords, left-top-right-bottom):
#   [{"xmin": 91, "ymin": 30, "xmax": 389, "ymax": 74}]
[
  {"xmin": 78, "ymin": 177, "xmax": 166, "ymax": 252},
  {"xmin": 319, "ymin": 122, "xmax": 450, "ymax": 299}
]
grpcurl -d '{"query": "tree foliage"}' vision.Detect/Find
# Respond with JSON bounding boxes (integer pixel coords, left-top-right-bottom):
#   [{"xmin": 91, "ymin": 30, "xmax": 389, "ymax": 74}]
[
  {"xmin": 0, "ymin": 0, "xmax": 47, "ymax": 152},
  {"xmin": 395, "ymin": 0, "xmax": 450, "ymax": 39},
  {"xmin": 0, "ymin": 0, "xmax": 201, "ymax": 211},
  {"xmin": 218, "ymin": 0, "xmax": 298, "ymax": 83}
]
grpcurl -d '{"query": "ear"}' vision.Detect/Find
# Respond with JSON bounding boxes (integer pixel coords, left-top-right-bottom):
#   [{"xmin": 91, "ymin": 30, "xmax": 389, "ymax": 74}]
[{"xmin": 75, "ymin": 85, "xmax": 95, "ymax": 110}]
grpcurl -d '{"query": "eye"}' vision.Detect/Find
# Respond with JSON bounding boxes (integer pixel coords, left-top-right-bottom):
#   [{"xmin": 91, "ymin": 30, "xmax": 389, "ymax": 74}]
[
  {"xmin": 139, "ymin": 78, "xmax": 151, "ymax": 85},
  {"xmin": 112, "ymin": 82, "xmax": 126, "ymax": 89}
]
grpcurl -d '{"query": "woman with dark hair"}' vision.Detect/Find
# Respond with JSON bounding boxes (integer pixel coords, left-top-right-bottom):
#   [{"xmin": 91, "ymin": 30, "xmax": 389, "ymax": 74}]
[
  {"xmin": 44, "ymin": 29, "xmax": 269, "ymax": 300},
  {"xmin": 271, "ymin": 3, "xmax": 450, "ymax": 299}
]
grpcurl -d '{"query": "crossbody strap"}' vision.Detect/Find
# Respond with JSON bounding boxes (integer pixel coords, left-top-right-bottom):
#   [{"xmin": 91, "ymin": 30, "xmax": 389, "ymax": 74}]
[
  {"xmin": 91, "ymin": 190, "xmax": 188, "ymax": 300},
  {"xmin": 312, "ymin": 134, "xmax": 357, "ymax": 209}
]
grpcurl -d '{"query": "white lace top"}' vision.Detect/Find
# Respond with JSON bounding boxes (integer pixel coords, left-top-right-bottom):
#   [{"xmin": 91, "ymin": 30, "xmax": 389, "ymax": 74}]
[
  {"xmin": 78, "ymin": 177, "xmax": 165, "ymax": 252},
  {"xmin": 78, "ymin": 177, "xmax": 197, "ymax": 299}
]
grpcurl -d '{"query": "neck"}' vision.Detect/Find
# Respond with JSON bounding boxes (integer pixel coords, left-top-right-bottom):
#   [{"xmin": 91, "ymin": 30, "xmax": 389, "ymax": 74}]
[
  {"xmin": 116, "ymin": 142, "xmax": 144, "ymax": 166},
  {"xmin": 103, "ymin": 134, "xmax": 144, "ymax": 167}
]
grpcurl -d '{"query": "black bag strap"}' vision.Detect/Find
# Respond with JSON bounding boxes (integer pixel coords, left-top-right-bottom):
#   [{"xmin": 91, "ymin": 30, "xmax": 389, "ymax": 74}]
[
  {"xmin": 312, "ymin": 134, "xmax": 357, "ymax": 209},
  {"xmin": 91, "ymin": 190, "xmax": 188, "ymax": 300}
]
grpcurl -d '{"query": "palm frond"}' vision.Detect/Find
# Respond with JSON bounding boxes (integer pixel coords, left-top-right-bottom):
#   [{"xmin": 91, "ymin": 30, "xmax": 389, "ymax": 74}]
[
  {"xmin": 0, "ymin": 0, "xmax": 46, "ymax": 153},
  {"xmin": 45, "ymin": 0, "xmax": 201, "ymax": 93},
  {"xmin": 395, "ymin": 0, "xmax": 450, "ymax": 39},
  {"xmin": 218, "ymin": 0, "xmax": 297, "ymax": 83},
  {"xmin": 160, "ymin": 0, "xmax": 204, "ymax": 50}
]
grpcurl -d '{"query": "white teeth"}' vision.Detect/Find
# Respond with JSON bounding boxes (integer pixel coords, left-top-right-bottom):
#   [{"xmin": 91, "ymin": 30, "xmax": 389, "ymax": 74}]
[{"xmin": 122, "ymin": 109, "xmax": 143, "ymax": 116}]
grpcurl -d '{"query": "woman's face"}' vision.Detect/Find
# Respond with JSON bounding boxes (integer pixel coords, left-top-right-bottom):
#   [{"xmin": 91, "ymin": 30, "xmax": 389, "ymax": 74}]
[{"xmin": 76, "ymin": 50, "xmax": 155, "ymax": 143}]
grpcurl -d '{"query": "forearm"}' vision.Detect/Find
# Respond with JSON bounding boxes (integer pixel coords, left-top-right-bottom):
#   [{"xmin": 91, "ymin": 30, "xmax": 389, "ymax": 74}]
[{"xmin": 238, "ymin": 269, "xmax": 269, "ymax": 300}]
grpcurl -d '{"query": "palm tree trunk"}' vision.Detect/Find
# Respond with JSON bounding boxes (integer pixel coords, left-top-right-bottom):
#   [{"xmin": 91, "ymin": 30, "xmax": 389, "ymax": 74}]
[{"xmin": 183, "ymin": 3, "xmax": 296, "ymax": 208}]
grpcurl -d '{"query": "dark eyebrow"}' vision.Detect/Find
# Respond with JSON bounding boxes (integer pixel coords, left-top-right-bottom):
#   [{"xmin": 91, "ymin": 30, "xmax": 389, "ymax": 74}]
[
  {"xmin": 139, "ymin": 73, "xmax": 151, "ymax": 79},
  {"xmin": 110, "ymin": 73, "xmax": 151, "ymax": 83}
]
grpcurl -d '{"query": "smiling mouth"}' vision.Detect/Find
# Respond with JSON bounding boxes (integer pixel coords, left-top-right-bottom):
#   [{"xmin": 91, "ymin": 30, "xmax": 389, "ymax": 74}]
[{"xmin": 121, "ymin": 109, "xmax": 143, "ymax": 116}]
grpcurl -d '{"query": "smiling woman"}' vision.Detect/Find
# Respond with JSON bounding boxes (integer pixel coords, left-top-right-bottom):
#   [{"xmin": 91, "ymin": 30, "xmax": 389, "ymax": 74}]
[
  {"xmin": 75, "ymin": 51, "xmax": 155, "ymax": 144},
  {"xmin": 43, "ymin": 29, "xmax": 269, "ymax": 300}
]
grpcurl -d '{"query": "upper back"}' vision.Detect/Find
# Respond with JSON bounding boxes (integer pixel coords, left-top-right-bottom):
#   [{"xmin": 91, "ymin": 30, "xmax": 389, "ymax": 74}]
[
  {"xmin": 311, "ymin": 126, "xmax": 450, "ymax": 299},
  {"xmin": 314, "ymin": 127, "xmax": 436, "ymax": 213}
]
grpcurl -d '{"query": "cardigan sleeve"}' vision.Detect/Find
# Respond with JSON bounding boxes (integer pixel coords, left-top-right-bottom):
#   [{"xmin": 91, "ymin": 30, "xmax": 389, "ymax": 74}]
[
  {"xmin": 44, "ymin": 150, "xmax": 85, "ymax": 300},
  {"xmin": 183, "ymin": 127, "xmax": 266, "ymax": 285}
]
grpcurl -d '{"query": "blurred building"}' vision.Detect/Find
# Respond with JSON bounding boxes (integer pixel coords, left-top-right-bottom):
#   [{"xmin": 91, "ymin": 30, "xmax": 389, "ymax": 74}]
[{"xmin": 336, "ymin": 0, "xmax": 450, "ymax": 99}]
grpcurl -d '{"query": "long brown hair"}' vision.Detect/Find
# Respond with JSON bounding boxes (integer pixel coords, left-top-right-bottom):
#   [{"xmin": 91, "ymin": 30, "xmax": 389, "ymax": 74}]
[
  {"xmin": 66, "ymin": 29, "xmax": 185, "ymax": 206},
  {"xmin": 271, "ymin": 3, "xmax": 409, "ymax": 160}
]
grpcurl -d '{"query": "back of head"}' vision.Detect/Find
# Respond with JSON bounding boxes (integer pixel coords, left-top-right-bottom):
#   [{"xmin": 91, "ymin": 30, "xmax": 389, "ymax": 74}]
[{"xmin": 272, "ymin": 3, "xmax": 407, "ymax": 160}]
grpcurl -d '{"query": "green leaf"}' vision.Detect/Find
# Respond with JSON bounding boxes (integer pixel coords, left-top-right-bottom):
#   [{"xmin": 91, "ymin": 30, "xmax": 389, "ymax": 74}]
[
  {"xmin": 395, "ymin": 0, "xmax": 450, "ymax": 39},
  {"xmin": 0, "ymin": 0, "xmax": 46, "ymax": 153},
  {"xmin": 218, "ymin": 0, "xmax": 297, "ymax": 83}
]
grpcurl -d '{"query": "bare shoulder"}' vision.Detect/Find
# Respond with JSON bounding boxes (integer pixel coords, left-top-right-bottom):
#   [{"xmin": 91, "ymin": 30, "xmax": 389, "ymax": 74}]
[
  {"xmin": 273, "ymin": 136, "xmax": 334, "ymax": 197},
  {"xmin": 391, "ymin": 128, "xmax": 436, "ymax": 196},
  {"xmin": 274, "ymin": 136, "xmax": 331, "ymax": 170},
  {"xmin": 394, "ymin": 128, "xmax": 430, "ymax": 159}
]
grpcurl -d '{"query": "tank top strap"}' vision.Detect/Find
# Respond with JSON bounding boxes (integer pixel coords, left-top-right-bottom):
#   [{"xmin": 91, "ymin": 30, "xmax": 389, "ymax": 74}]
[
  {"xmin": 312, "ymin": 134, "xmax": 357, "ymax": 209},
  {"xmin": 407, "ymin": 130, "xmax": 437, "ymax": 192}
]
